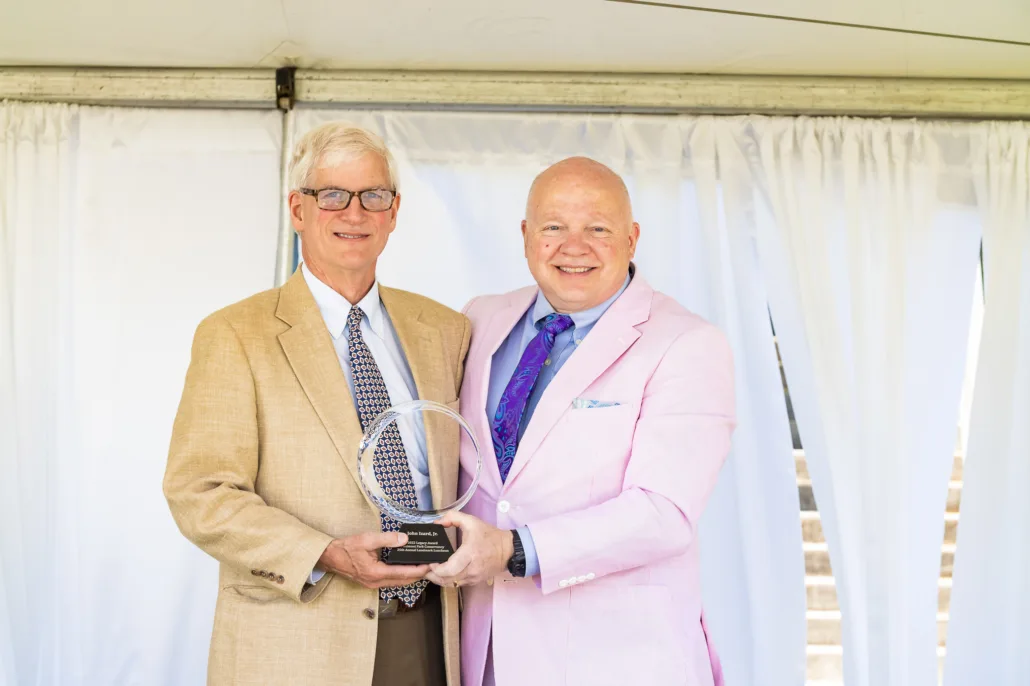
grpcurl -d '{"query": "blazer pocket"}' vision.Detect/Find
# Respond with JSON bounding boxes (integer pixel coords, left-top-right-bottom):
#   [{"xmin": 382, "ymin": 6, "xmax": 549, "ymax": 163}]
[
  {"xmin": 561, "ymin": 404, "xmax": 637, "ymax": 452},
  {"xmin": 560, "ymin": 404, "xmax": 637, "ymax": 501},
  {"xmin": 223, "ymin": 584, "xmax": 285, "ymax": 603}
]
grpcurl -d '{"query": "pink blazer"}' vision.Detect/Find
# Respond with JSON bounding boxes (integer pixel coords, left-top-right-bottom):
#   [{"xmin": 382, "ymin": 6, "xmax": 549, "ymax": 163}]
[{"xmin": 457, "ymin": 274, "xmax": 735, "ymax": 686}]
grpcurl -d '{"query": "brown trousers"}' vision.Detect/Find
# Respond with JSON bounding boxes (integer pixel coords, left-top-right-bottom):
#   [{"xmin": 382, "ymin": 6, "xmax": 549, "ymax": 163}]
[{"xmin": 372, "ymin": 586, "xmax": 446, "ymax": 686}]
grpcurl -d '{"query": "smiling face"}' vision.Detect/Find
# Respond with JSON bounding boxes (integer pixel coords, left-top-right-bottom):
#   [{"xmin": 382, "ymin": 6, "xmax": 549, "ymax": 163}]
[
  {"xmin": 288, "ymin": 151, "xmax": 399, "ymax": 292},
  {"xmin": 521, "ymin": 157, "xmax": 639, "ymax": 314}
]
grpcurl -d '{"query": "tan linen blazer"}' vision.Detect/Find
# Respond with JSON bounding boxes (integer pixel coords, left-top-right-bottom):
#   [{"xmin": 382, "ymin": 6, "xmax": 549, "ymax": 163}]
[{"xmin": 164, "ymin": 269, "xmax": 470, "ymax": 685}]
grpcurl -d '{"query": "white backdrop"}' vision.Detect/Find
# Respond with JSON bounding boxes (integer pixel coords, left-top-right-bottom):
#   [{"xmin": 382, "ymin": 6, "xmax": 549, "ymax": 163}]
[
  {"xmin": 748, "ymin": 118, "xmax": 982, "ymax": 686},
  {"xmin": 3, "ymin": 101, "xmax": 1029, "ymax": 686},
  {"xmin": 1, "ymin": 102, "xmax": 282, "ymax": 685},
  {"xmin": 944, "ymin": 123, "xmax": 1030, "ymax": 686}
]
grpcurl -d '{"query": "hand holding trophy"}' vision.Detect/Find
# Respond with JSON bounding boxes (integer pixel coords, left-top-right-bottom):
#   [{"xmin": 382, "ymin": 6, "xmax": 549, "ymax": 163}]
[{"xmin": 357, "ymin": 399, "xmax": 483, "ymax": 564}]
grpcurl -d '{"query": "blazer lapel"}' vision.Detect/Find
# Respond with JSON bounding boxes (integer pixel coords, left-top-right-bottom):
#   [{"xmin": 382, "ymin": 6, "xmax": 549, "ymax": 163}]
[
  {"xmin": 379, "ymin": 286, "xmax": 456, "ymax": 511},
  {"xmin": 275, "ymin": 270, "xmax": 369, "ymax": 502},
  {"xmin": 502, "ymin": 276, "xmax": 654, "ymax": 490}
]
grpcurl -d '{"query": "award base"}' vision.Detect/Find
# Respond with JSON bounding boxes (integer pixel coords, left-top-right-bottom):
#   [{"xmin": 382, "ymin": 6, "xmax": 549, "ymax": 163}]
[{"xmin": 384, "ymin": 523, "xmax": 455, "ymax": 565}]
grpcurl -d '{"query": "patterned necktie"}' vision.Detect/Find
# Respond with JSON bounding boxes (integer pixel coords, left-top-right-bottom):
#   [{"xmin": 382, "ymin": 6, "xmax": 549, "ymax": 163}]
[
  {"xmin": 347, "ymin": 305, "xmax": 427, "ymax": 607},
  {"xmin": 491, "ymin": 313, "xmax": 574, "ymax": 482}
]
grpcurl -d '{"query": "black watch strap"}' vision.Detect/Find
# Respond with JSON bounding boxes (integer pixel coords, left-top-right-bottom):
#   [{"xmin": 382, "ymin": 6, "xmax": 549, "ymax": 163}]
[{"xmin": 507, "ymin": 529, "xmax": 527, "ymax": 578}]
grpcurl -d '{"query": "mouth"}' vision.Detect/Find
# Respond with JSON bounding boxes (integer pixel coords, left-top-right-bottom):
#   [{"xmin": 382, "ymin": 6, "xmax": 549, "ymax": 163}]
[
  {"xmin": 333, "ymin": 232, "xmax": 369, "ymax": 240},
  {"xmin": 554, "ymin": 265, "xmax": 597, "ymax": 275}
]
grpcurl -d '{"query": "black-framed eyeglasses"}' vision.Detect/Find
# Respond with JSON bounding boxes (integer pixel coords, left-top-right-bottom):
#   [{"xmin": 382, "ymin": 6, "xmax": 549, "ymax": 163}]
[{"xmin": 300, "ymin": 187, "xmax": 397, "ymax": 212}]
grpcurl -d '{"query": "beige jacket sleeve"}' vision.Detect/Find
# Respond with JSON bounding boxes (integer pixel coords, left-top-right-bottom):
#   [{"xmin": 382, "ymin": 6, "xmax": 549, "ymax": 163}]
[{"xmin": 163, "ymin": 313, "xmax": 333, "ymax": 603}]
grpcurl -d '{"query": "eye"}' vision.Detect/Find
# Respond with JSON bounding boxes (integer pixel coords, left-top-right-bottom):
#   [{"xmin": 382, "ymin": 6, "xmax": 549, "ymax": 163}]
[
  {"xmin": 590, "ymin": 226, "xmax": 610, "ymax": 233},
  {"xmin": 543, "ymin": 225, "xmax": 561, "ymax": 232}
]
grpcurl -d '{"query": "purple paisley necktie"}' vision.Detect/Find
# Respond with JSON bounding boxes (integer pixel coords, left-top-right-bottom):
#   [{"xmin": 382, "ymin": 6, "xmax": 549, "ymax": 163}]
[{"xmin": 490, "ymin": 313, "xmax": 574, "ymax": 482}]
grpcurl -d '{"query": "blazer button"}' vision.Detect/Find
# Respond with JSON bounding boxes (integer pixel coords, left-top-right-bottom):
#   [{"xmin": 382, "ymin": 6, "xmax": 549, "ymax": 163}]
[
  {"xmin": 363, "ymin": 608, "xmax": 376, "ymax": 620},
  {"xmin": 250, "ymin": 570, "xmax": 259, "ymax": 576},
  {"xmin": 497, "ymin": 500, "xmax": 511, "ymax": 513},
  {"xmin": 259, "ymin": 571, "xmax": 268, "ymax": 578},
  {"xmin": 276, "ymin": 575, "xmax": 285, "ymax": 584}
]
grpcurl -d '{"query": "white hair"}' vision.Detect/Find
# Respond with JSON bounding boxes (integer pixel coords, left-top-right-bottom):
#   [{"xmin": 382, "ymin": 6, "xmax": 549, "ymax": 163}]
[{"xmin": 288, "ymin": 121, "xmax": 400, "ymax": 192}]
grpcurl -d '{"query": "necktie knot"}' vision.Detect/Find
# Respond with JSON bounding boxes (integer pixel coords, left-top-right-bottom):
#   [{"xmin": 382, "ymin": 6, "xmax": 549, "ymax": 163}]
[
  {"xmin": 347, "ymin": 306, "xmax": 365, "ymax": 337},
  {"xmin": 537, "ymin": 313, "xmax": 574, "ymax": 336}
]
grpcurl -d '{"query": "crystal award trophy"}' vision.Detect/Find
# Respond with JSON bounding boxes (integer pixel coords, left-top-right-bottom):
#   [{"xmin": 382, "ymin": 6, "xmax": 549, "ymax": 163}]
[{"xmin": 357, "ymin": 399, "xmax": 483, "ymax": 564}]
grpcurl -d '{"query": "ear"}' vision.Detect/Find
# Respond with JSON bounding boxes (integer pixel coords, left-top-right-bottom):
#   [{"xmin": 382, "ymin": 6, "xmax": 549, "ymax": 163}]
[
  {"xmin": 627, "ymin": 222, "xmax": 640, "ymax": 258},
  {"xmin": 386, "ymin": 193, "xmax": 401, "ymax": 235},
  {"xmin": 289, "ymin": 191, "xmax": 305, "ymax": 233},
  {"xmin": 521, "ymin": 220, "xmax": 529, "ymax": 257}
]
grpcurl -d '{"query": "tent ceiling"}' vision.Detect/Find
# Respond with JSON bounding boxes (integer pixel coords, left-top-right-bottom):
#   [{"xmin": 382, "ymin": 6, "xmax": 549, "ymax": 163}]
[{"xmin": 1, "ymin": 0, "xmax": 1028, "ymax": 78}]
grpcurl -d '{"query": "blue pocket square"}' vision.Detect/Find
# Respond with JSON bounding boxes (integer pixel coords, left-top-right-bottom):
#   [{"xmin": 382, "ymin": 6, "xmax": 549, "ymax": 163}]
[{"xmin": 572, "ymin": 398, "xmax": 622, "ymax": 409}]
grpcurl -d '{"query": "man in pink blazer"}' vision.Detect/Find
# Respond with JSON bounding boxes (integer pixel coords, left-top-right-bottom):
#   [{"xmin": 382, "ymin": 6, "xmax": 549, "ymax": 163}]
[{"xmin": 426, "ymin": 157, "xmax": 736, "ymax": 686}]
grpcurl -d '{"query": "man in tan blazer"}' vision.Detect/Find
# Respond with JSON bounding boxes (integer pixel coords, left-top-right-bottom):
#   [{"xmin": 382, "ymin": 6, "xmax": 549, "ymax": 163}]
[{"xmin": 164, "ymin": 122, "xmax": 469, "ymax": 686}]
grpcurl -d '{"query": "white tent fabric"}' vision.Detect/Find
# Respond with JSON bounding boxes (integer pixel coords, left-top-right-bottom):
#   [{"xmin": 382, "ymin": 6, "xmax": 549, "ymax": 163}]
[
  {"xmin": 748, "ymin": 117, "xmax": 982, "ymax": 686},
  {"xmin": 944, "ymin": 123, "xmax": 1030, "ymax": 686},
  {"xmin": 1, "ymin": 101, "xmax": 79, "ymax": 686},
  {"xmin": 1, "ymin": 101, "xmax": 282, "ymax": 685},
  {"xmin": 3, "ymin": 100, "xmax": 1027, "ymax": 686}
]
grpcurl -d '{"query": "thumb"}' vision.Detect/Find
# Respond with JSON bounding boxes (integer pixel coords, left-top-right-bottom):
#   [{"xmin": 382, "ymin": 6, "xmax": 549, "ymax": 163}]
[
  {"xmin": 367, "ymin": 531, "xmax": 408, "ymax": 549},
  {"xmin": 435, "ymin": 512, "xmax": 464, "ymax": 530}
]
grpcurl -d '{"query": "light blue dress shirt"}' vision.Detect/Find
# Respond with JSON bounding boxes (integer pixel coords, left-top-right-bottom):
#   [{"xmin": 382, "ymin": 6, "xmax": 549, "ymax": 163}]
[
  {"xmin": 487, "ymin": 274, "xmax": 631, "ymax": 578},
  {"xmin": 303, "ymin": 265, "xmax": 429, "ymax": 583}
]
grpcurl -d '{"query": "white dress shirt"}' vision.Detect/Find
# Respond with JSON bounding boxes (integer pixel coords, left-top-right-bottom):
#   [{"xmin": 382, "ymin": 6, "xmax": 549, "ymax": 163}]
[{"xmin": 303, "ymin": 265, "xmax": 430, "ymax": 583}]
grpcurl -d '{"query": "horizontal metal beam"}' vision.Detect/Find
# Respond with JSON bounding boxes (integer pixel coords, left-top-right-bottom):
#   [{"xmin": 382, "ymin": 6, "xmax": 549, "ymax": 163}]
[
  {"xmin": 297, "ymin": 71, "xmax": 1030, "ymax": 119},
  {"xmin": 0, "ymin": 68, "xmax": 276, "ymax": 107},
  {"xmin": 2, "ymin": 68, "xmax": 1029, "ymax": 119}
]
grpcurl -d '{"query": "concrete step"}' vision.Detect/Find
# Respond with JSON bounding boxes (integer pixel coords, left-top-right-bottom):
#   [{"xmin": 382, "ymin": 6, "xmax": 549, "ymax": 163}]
[
  {"xmin": 801, "ymin": 511, "xmax": 959, "ymax": 545},
  {"xmin": 797, "ymin": 480, "xmax": 962, "ymax": 513},
  {"xmin": 794, "ymin": 450, "xmax": 964, "ymax": 483},
  {"xmin": 806, "ymin": 645, "xmax": 945, "ymax": 684},
  {"xmin": 804, "ymin": 543, "xmax": 955, "ymax": 578},
  {"xmin": 807, "ymin": 610, "xmax": 948, "ymax": 646}
]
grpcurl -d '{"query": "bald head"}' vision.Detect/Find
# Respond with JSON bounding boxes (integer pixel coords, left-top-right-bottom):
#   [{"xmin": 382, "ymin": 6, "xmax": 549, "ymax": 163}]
[
  {"xmin": 521, "ymin": 156, "xmax": 639, "ymax": 314},
  {"xmin": 526, "ymin": 157, "xmax": 633, "ymax": 224}
]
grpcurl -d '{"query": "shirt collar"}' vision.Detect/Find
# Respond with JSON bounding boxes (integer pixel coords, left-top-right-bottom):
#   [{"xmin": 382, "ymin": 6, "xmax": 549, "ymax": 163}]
[
  {"xmin": 301, "ymin": 264, "xmax": 384, "ymax": 340},
  {"xmin": 530, "ymin": 270, "xmax": 633, "ymax": 333}
]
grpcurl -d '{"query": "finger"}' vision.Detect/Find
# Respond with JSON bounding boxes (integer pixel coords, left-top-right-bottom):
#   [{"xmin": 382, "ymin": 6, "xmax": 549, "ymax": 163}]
[
  {"xmin": 424, "ymin": 571, "xmax": 447, "ymax": 587},
  {"xmin": 369, "ymin": 562, "xmax": 431, "ymax": 583},
  {"xmin": 358, "ymin": 531, "xmax": 409, "ymax": 550},
  {"xmin": 430, "ymin": 550, "xmax": 472, "ymax": 580},
  {"xmin": 435, "ymin": 511, "xmax": 471, "ymax": 530}
]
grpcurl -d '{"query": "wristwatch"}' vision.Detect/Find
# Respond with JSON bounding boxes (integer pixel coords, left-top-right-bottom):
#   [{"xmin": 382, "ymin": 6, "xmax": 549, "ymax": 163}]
[{"xmin": 506, "ymin": 530, "xmax": 527, "ymax": 578}]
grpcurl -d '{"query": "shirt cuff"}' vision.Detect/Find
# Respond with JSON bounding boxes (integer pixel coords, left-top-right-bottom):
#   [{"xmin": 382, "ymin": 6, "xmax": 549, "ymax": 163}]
[
  {"xmin": 517, "ymin": 525, "xmax": 540, "ymax": 578},
  {"xmin": 308, "ymin": 568, "xmax": 326, "ymax": 585}
]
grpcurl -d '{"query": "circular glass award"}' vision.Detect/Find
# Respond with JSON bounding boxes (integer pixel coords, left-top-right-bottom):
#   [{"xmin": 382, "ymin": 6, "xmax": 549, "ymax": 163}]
[{"xmin": 357, "ymin": 399, "xmax": 483, "ymax": 563}]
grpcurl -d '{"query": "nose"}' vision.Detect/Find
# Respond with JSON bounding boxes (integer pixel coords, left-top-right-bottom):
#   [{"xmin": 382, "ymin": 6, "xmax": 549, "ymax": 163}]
[
  {"xmin": 338, "ymin": 195, "xmax": 369, "ymax": 224},
  {"xmin": 560, "ymin": 231, "xmax": 589, "ymax": 256}
]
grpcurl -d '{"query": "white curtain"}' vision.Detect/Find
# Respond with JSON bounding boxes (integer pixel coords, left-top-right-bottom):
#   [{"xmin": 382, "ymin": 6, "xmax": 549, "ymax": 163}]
[
  {"xmin": 4, "ymin": 101, "xmax": 1026, "ymax": 686},
  {"xmin": 0, "ymin": 101, "xmax": 282, "ymax": 685},
  {"xmin": 293, "ymin": 109, "xmax": 809, "ymax": 686},
  {"xmin": 1, "ymin": 102, "xmax": 79, "ymax": 686},
  {"xmin": 748, "ymin": 118, "xmax": 982, "ymax": 686},
  {"xmin": 944, "ymin": 123, "xmax": 1030, "ymax": 686}
]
